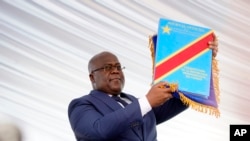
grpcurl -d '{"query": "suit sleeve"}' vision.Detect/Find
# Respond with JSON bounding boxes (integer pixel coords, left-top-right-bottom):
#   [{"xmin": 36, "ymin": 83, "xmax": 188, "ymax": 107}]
[
  {"xmin": 68, "ymin": 97, "xmax": 143, "ymax": 140},
  {"xmin": 153, "ymin": 97, "xmax": 188, "ymax": 124}
]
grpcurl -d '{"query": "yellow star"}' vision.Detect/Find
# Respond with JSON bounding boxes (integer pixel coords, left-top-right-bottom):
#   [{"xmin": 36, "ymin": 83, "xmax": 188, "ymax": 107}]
[{"xmin": 162, "ymin": 25, "xmax": 171, "ymax": 34}]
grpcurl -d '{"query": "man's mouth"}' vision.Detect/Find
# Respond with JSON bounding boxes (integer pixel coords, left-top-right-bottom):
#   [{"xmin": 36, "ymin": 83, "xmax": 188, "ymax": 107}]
[{"xmin": 110, "ymin": 78, "xmax": 121, "ymax": 81}]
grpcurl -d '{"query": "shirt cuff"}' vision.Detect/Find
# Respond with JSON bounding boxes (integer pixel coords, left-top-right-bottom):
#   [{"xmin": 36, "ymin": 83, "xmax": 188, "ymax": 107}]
[{"xmin": 138, "ymin": 96, "xmax": 152, "ymax": 117}]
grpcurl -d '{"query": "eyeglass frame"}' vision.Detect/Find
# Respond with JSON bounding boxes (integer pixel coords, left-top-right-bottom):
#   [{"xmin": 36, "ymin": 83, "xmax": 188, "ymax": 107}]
[{"xmin": 91, "ymin": 64, "xmax": 125, "ymax": 74}]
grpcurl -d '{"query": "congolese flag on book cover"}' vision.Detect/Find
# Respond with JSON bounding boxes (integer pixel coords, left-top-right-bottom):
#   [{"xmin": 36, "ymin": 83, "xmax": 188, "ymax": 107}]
[{"xmin": 149, "ymin": 18, "xmax": 220, "ymax": 117}]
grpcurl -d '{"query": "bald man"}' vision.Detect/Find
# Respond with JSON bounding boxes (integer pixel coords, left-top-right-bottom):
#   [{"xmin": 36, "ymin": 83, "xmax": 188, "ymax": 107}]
[
  {"xmin": 68, "ymin": 51, "xmax": 187, "ymax": 141},
  {"xmin": 68, "ymin": 39, "xmax": 218, "ymax": 141}
]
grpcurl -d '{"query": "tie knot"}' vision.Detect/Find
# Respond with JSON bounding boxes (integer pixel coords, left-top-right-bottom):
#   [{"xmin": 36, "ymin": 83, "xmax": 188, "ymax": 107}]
[
  {"xmin": 112, "ymin": 95, "xmax": 120, "ymax": 99},
  {"xmin": 112, "ymin": 95, "xmax": 128, "ymax": 107}
]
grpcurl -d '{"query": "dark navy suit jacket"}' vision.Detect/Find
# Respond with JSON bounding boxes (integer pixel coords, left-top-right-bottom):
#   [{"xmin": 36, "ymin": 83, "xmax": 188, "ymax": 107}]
[{"xmin": 68, "ymin": 90, "xmax": 187, "ymax": 141}]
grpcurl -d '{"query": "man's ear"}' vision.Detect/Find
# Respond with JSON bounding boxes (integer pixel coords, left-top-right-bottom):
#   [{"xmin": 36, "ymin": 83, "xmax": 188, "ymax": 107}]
[{"xmin": 89, "ymin": 74, "xmax": 95, "ymax": 83}]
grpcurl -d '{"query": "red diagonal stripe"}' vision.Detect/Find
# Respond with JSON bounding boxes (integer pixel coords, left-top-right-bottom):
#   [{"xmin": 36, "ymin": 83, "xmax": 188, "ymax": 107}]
[{"xmin": 154, "ymin": 32, "xmax": 214, "ymax": 80}]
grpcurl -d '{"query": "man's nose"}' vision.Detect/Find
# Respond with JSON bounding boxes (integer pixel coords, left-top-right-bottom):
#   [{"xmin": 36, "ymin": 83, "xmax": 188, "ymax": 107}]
[{"xmin": 111, "ymin": 66, "xmax": 119, "ymax": 72}]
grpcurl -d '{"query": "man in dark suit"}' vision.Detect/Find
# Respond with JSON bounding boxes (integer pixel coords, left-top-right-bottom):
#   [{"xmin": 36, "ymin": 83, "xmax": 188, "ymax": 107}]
[{"xmin": 68, "ymin": 39, "xmax": 218, "ymax": 141}]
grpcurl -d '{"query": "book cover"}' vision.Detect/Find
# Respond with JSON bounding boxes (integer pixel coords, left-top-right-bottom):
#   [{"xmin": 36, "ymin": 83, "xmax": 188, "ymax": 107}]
[{"xmin": 153, "ymin": 18, "xmax": 214, "ymax": 98}]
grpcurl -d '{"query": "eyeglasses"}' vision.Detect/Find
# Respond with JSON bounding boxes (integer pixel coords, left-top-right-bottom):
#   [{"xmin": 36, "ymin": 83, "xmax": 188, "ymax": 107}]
[{"xmin": 91, "ymin": 64, "xmax": 125, "ymax": 73}]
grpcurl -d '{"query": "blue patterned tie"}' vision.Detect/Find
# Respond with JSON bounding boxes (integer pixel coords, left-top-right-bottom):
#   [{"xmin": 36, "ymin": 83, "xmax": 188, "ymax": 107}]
[{"xmin": 112, "ymin": 95, "xmax": 128, "ymax": 107}]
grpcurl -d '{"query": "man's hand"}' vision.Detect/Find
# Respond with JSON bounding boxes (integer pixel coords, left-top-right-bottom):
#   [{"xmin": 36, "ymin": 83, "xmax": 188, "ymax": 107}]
[
  {"xmin": 146, "ymin": 82, "xmax": 173, "ymax": 107},
  {"xmin": 209, "ymin": 34, "xmax": 219, "ymax": 57}
]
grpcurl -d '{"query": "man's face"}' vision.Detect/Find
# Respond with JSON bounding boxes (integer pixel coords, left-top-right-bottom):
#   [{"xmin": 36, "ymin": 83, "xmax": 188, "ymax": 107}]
[{"xmin": 89, "ymin": 53, "xmax": 125, "ymax": 95}]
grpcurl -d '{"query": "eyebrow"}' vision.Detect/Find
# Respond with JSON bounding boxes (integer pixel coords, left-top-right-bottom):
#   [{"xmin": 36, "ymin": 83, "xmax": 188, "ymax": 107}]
[{"xmin": 103, "ymin": 62, "xmax": 121, "ymax": 65}]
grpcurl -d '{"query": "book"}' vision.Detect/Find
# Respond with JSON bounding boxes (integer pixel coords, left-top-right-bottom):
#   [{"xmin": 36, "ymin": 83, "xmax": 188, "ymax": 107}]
[{"xmin": 153, "ymin": 18, "xmax": 214, "ymax": 98}]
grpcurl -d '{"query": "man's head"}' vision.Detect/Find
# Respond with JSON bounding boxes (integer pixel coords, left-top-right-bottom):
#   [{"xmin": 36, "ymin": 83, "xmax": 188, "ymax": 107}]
[{"xmin": 88, "ymin": 51, "xmax": 125, "ymax": 95}]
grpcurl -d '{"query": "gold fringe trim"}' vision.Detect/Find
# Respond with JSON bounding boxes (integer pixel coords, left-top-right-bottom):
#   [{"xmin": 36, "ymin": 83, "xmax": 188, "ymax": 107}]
[
  {"xmin": 179, "ymin": 92, "xmax": 220, "ymax": 117},
  {"xmin": 148, "ymin": 35, "xmax": 220, "ymax": 118},
  {"xmin": 148, "ymin": 35, "xmax": 156, "ymax": 76},
  {"xmin": 212, "ymin": 57, "xmax": 220, "ymax": 104}
]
